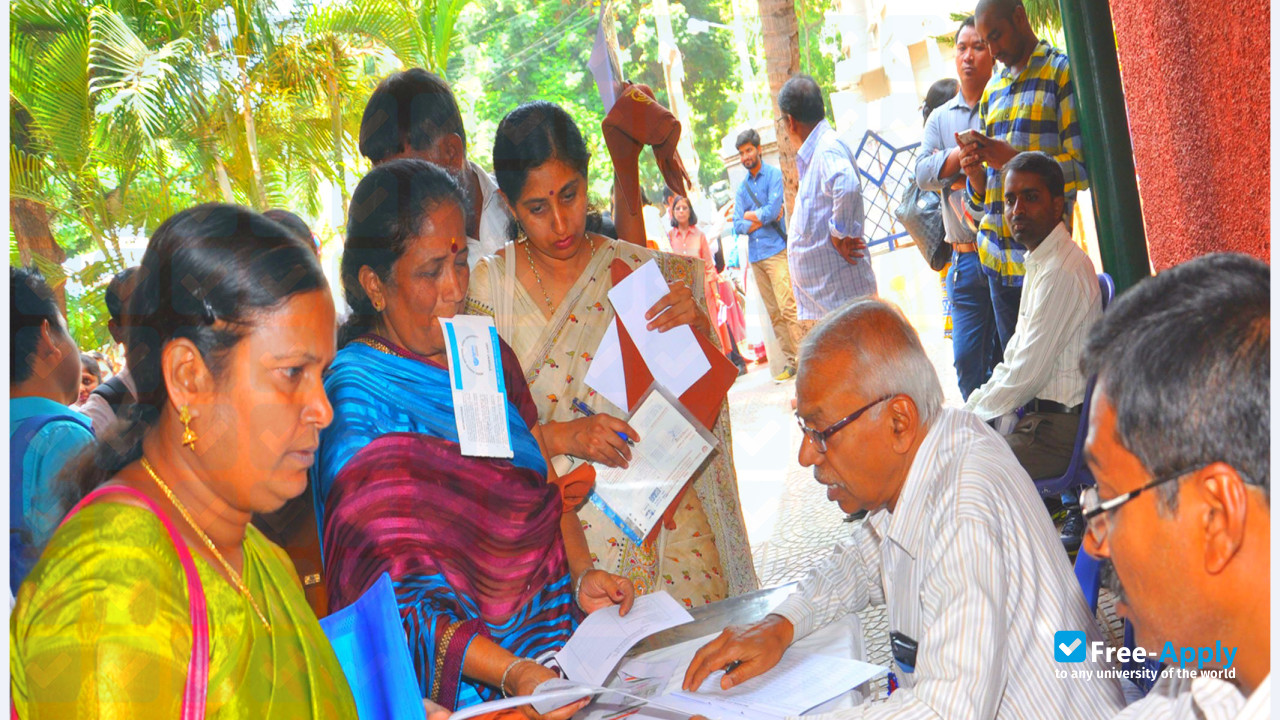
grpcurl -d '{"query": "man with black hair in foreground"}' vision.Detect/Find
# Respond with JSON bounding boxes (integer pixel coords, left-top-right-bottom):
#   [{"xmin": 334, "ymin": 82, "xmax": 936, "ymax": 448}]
[{"xmin": 1082, "ymin": 253, "xmax": 1270, "ymax": 719}]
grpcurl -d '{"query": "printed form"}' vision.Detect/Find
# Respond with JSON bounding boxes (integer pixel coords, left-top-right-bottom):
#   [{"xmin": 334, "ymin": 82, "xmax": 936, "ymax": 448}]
[
  {"xmin": 439, "ymin": 315, "xmax": 514, "ymax": 459},
  {"xmin": 589, "ymin": 386, "xmax": 717, "ymax": 545}
]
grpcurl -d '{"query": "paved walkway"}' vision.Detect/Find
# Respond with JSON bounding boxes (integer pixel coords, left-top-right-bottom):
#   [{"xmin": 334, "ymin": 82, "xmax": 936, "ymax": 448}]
[{"xmin": 724, "ymin": 246, "xmax": 1122, "ymax": 681}]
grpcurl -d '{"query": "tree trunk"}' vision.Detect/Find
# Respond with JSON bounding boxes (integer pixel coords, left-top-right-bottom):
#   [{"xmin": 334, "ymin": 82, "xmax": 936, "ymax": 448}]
[
  {"xmin": 756, "ymin": 0, "xmax": 801, "ymax": 216},
  {"xmin": 328, "ymin": 65, "xmax": 347, "ymax": 210},
  {"xmin": 240, "ymin": 77, "xmax": 268, "ymax": 210},
  {"xmin": 214, "ymin": 155, "xmax": 235, "ymax": 203},
  {"xmin": 10, "ymin": 198, "xmax": 67, "ymax": 311}
]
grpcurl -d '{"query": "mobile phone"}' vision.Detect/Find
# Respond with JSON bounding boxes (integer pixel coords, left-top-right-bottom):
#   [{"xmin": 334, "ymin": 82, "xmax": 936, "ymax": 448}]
[{"xmin": 957, "ymin": 129, "xmax": 984, "ymax": 146}]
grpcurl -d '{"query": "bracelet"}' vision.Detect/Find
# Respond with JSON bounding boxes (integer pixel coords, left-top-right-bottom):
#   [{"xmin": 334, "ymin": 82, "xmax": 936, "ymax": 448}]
[
  {"xmin": 500, "ymin": 657, "xmax": 532, "ymax": 698},
  {"xmin": 572, "ymin": 568, "xmax": 593, "ymax": 610}
]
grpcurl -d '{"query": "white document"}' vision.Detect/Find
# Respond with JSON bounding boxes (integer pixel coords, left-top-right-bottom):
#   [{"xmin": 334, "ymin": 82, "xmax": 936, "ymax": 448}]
[
  {"xmin": 588, "ymin": 1, "xmax": 624, "ymax": 113},
  {"xmin": 439, "ymin": 315, "xmax": 514, "ymax": 459},
  {"xmin": 607, "ymin": 260, "xmax": 711, "ymax": 398},
  {"xmin": 589, "ymin": 386, "xmax": 717, "ymax": 545},
  {"xmin": 556, "ymin": 591, "xmax": 694, "ymax": 687},
  {"xmin": 583, "ymin": 320, "xmax": 630, "ymax": 411},
  {"xmin": 666, "ymin": 651, "xmax": 887, "ymax": 720}
]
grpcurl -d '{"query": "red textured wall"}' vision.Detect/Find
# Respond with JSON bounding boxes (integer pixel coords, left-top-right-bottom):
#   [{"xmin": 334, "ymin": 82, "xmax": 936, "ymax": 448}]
[{"xmin": 1109, "ymin": 0, "xmax": 1270, "ymax": 270}]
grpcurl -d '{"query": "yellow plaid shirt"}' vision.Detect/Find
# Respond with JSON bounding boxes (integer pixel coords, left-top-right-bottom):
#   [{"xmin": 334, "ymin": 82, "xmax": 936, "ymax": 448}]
[{"xmin": 967, "ymin": 40, "xmax": 1088, "ymax": 285}]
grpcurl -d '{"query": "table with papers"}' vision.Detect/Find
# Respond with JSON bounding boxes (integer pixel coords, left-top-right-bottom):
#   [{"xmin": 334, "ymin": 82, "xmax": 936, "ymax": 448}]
[{"xmin": 580, "ymin": 583, "xmax": 884, "ymax": 720}]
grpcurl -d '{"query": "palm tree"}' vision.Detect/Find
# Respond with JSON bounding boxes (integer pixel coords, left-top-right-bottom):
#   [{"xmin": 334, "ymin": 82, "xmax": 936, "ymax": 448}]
[{"xmin": 756, "ymin": 0, "xmax": 801, "ymax": 214}]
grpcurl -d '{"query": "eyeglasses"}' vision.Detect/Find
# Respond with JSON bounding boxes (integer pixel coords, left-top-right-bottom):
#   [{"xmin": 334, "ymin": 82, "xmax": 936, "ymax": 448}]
[
  {"xmin": 1079, "ymin": 466, "xmax": 1202, "ymax": 545},
  {"xmin": 795, "ymin": 394, "xmax": 893, "ymax": 454}
]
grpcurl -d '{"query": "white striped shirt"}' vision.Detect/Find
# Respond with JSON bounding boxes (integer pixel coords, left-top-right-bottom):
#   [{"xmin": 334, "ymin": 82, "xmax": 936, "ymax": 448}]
[
  {"xmin": 773, "ymin": 409, "xmax": 1124, "ymax": 720},
  {"xmin": 963, "ymin": 222, "xmax": 1100, "ymax": 420},
  {"xmin": 1112, "ymin": 673, "xmax": 1270, "ymax": 720},
  {"xmin": 468, "ymin": 160, "xmax": 515, "ymax": 268},
  {"xmin": 787, "ymin": 120, "xmax": 878, "ymax": 320}
]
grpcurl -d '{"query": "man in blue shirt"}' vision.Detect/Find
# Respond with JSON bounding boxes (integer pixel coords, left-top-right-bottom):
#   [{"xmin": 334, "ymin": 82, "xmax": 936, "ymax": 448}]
[
  {"xmin": 733, "ymin": 129, "xmax": 802, "ymax": 381},
  {"xmin": 10, "ymin": 266, "xmax": 93, "ymax": 593}
]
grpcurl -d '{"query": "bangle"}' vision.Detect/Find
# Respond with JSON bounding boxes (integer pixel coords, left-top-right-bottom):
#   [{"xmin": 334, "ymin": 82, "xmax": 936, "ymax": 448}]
[
  {"xmin": 500, "ymin": 657, "xmax": 532, "ymax": 698},
  {"xmin": 572, "ymin": 568, "xmax": 592, "ymax": 610}
]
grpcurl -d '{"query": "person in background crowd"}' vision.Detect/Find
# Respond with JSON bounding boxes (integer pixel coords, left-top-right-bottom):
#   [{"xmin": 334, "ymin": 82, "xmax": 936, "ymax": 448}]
[
  {"xmin": 264, "ymin": 208, "xmax": 320, "ymax": 254},
  {"xmin": 468, "ymin": 101, "xmax": 759, "ymax": 606},
  {"xmin": 668, "ymin": 196, "xmax": 747, "ymax": 374},
  {"xmin": 79, "ymin": 266, "xmax": 140, "ymax": 434},
  {"xmin": 9, "ymin": 266, "xmax": 95, "ymax": 594},
  {"xmin": 962, "ymin": 0, "xmax": 1088, "ymax": 352},
  {"xmin": 915, "ymin": 16, "xmax": 999, "ymax": 399},
  {"xmin": 76, "ymin": 352, "xmax": 102, "ymax": 406},
  {"xmin": 962, "ymin": 152, "xmax": 1101, "ymax": 552},
  {"xmin": 317, "ymin": 158, "xmax": 634, "ymax": 714},
  {"xmin": 11, "ymin": 205, "xmax": 358, "ymax": 717},
  {"xmin": 641, "ymin": 191, "xmax": 672, "ymax": 252},
  {"xmin": 777, "ymin": 75, "xmax": 877, "ymax": 332},
  {"xmin": 359, "ymin": 68, "xmax": 514, "ymax": 267},
  {"xmin": 683, "ymin": 298, "xmax": 1123, "ymax": 719},
  {"xmin": 1083, "ymin": 254, "xmax": 1270, "ymax": 719},
  {"xmin": 732, "ymin": 128, "xmax": 803, "ymax": 381}
]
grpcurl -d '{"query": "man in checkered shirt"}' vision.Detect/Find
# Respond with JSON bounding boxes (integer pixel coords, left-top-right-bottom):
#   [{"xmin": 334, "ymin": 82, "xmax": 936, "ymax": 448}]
[{"xmin": 959, "ymin": 0, "xmax": 1088, "ymax": 354}]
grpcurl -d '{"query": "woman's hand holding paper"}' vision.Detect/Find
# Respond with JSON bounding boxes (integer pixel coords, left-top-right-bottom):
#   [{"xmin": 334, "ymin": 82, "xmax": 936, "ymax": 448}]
[{"xmin": 577, "ymin": 569, "xmax": 636, "ymax": 616}]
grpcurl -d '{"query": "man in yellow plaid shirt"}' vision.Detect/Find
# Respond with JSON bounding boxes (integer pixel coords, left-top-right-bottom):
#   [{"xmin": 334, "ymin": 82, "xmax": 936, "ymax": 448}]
[{"xmin": 960, "ymin": 0, "xmax": 1088, "ymax": 354}]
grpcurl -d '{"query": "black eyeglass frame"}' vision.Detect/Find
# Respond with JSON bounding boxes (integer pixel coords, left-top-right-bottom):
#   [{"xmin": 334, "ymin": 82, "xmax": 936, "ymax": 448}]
[
  {"xmin": 1079, "ymin": 466, "xmax": 1203, "ymax": 544},
  {"xmin": 795, "ymin": 394, "xmax": 894, "ymax": 454}
]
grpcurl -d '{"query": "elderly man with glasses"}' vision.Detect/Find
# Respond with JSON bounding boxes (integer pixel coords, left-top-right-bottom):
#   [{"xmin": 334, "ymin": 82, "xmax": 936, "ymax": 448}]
[
  {"xmin": 681, "ymin": 298, "xmax": 1122, "ymax": 719},
  {"xmin": 1080, "ymin": 253, "xmax": 1270, "ymax": 719}
]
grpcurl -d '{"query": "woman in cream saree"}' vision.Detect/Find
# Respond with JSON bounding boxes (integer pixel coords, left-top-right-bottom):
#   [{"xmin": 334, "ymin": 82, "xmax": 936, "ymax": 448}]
[{"xmin": 468, "ymin": 235, "xmax": 758, "ymax": 606}]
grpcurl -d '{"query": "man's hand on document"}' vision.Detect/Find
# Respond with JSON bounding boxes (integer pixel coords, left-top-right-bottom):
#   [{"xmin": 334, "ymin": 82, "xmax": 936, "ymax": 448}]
[{"xmin": 681, "ymin": 614, "xmax": 795, "ymax": 692}]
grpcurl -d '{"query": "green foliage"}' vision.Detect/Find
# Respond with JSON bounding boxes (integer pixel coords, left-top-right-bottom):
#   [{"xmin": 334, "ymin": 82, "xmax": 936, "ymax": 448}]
[{"xmin": 454, "ymin": 0, "xmax": 741, "ymax": 200}]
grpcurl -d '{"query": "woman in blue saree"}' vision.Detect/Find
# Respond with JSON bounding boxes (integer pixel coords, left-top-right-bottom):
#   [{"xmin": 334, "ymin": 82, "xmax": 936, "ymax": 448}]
[{"xmin": 315, "ymin": 160, "xmax": 633, "ymax": 717}]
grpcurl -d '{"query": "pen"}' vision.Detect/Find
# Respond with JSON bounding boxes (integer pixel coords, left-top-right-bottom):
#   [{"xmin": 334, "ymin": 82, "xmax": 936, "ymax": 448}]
[{"xmin": 571, "ymin": 398, "xmax": 635, "ymax": 446}]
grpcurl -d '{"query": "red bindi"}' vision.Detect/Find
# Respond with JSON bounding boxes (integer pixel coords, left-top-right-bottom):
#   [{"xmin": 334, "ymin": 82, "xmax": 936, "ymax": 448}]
[{"xmin": 450, "ymin": 239, "xmax": 459, "ymax": 253}]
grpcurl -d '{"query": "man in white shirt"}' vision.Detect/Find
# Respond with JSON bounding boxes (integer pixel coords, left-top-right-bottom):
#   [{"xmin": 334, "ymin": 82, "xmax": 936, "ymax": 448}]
[
  {"xmin": 682, "ymin": 297, "xmax": 1123, "ymax": 719},
  {"xmin": 1079, "ymin": 253, "xmax": 1270, "ymax": 719},
  {"xmin": 962, "ymin": 151, "xmax": 1101, "ymax": 550},
  {"xmin": 359, "ymin": 69, "xmax": 514, "ymax": 267}
]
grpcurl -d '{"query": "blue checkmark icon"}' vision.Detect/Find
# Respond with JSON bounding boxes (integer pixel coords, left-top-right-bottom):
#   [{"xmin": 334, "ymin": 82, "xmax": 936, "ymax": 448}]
[{"xmin": 1055, "ymin": 630, "xmax": 1087, "ymax": 662}]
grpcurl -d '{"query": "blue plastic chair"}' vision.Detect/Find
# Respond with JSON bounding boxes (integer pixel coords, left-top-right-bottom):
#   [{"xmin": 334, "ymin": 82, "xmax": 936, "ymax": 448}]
[
  {"xmin": 1073, "ymin": 549, "xmax": 1102, "ymax": 613},
  {"xmin": 1034, "ymin": 376, "xmax": 1097, "ymax": 499},
  {"xmin": 1098, "ymin": 273, "xmax": 1115, "ymax": 310}
]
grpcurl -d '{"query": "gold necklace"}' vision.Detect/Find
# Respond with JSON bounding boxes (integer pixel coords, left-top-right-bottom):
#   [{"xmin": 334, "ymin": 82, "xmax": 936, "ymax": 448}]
[
  {"xmin": 140, "ymin": 458, "xmax": 272, "ymax": 632},
  {"xmin": 524, "ymin": 235, "xmax": 597, "ymax": 310}
]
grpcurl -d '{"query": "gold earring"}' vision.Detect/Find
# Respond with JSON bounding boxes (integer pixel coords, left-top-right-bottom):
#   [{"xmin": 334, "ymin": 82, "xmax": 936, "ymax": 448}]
[
  {"xmin": 179, "ymin": 405, "xmax": 198, "ymax": 450},
  {"xmin": 372, "ymin": 298, "xmax": 384, "ymax": 312}
]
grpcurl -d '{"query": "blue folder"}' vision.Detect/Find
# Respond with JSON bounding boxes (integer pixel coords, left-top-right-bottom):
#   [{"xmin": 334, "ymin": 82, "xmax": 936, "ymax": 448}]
[{"xmin": 320, "ymin": 572, "xmax": 425, "ymax": 720}]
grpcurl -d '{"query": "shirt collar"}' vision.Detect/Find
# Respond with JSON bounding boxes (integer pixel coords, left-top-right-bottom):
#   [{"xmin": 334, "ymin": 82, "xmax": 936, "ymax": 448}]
[
  {"xmin": 999, "ymin": 39, "xmax": 1053, "ymax": 81},
  {"xmin": 469, "ymin": 160, "xmax": 498, "ymax": 208},
  {"xmin": 944, "ymin": 91, "xmax": 979, "ymax": 113},
  {"xmin": 1190, "ymin": 674, "xmax": 1248, "ymax": 719},
  {"xmin": 796, "ymin": 119, "xmax": 831, "ymax": 164},
  {"xmin": 1024, "ymin": 221, "xmax": 1070, "ymax": 266},
  {"xmin": 884, "ymin": 409, "xmax": 957, "ymax": 559}
]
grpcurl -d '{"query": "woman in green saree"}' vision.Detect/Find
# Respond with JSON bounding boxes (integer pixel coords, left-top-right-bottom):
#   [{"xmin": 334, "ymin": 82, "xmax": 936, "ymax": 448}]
[{"xmin": 10, "ymin": 205, "xmax": 357, "ymax": 718}]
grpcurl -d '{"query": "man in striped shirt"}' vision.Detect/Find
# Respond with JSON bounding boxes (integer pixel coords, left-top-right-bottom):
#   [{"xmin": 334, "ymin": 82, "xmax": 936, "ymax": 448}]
[
  {"xmin": 682, "ymin": 297, "xmax": 1122, "ymax": 719},
  {"xmin": 777, "ymin": 74, "xmax": 877, "ymax": 328},
  {"xmin": 960, "ymin": 0, "xmax": 1088, "ymax": 355},
  {"xmin": 963, "ymin": 152, "xmax": 1100, "ymax": 552},
  {"xmin": 1080, "ymin": 254, "xmax": 1270, "ymax": 719}
]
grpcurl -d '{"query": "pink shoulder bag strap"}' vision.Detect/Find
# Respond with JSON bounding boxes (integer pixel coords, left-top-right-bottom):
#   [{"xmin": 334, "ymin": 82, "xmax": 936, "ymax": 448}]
[{"xmin": 17, "ymin": 485, "xmax": 211, "ymax": 719}]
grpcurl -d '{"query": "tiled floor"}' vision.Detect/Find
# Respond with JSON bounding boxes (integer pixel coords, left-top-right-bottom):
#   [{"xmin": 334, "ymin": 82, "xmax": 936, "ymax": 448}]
[{"xmin": 724, "ymin": 246, "xmax": 1123, "ymax": 697}]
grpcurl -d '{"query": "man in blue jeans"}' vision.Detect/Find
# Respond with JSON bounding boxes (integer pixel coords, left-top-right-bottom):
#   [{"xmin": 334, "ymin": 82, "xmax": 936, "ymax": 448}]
[
  {"xmin": 733, "ymin": 129, "xmax": 803, "ymax": 381},
  {"xmin": 914, "ymin": 16, "xmax": 997, "ymax": 399}
]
